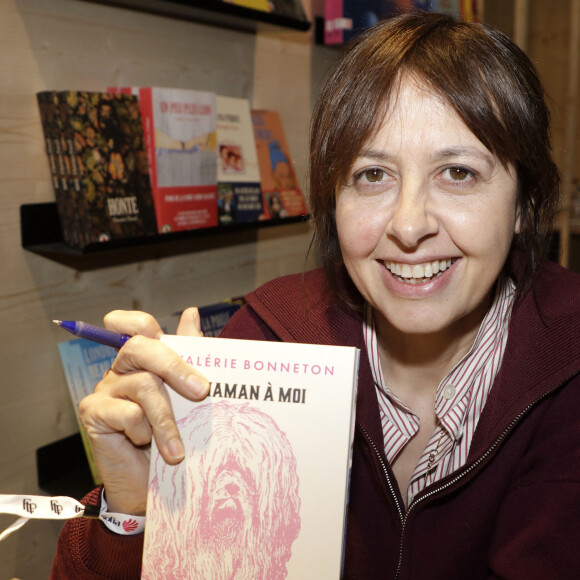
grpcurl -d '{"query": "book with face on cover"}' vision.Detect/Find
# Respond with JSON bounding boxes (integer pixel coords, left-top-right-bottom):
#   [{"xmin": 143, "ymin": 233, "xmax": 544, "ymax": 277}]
[
  {"xmin": 216, "ymin": 96, "xmax": 265, "ymax": 225},
  {"xmin": 141, "ymin": 335, "xmax": 360, "ymax": 579}
]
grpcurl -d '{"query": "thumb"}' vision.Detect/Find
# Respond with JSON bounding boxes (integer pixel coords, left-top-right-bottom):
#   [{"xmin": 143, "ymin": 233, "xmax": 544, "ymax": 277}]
[{"xmin": 176, "ymin": 307, "xmax": 203, "ymax": 337}]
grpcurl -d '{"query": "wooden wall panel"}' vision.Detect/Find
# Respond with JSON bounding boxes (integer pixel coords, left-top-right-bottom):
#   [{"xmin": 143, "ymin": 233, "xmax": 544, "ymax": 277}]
[{"xmin": 0, "ymin": 0, "xmax": 320, "ymax": 576}]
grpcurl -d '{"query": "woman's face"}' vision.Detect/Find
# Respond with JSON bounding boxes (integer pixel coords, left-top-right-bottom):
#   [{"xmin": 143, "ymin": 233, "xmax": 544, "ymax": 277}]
[{"xmin": 335, "ymin": 76, "xmax": 519, "ymax": 338}]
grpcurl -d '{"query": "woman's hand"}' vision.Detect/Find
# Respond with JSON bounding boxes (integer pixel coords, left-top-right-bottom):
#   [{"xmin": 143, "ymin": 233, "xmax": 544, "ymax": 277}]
[{"xmin": 78, "ymin": 308, "xmax": 209, "ymax": 516}]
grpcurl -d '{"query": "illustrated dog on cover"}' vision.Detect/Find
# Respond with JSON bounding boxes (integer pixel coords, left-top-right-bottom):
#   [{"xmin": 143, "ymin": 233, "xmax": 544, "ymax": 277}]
[{"xmin": 142, "ymin": 401, "xmax": 301, "ymax": 579}]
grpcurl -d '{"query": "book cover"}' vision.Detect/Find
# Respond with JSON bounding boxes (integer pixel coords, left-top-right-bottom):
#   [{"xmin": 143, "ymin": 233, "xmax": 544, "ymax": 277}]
[
  {"xmin": 431, "ymin": 0, "xmax": 461, "ymax": 18},
  {"xmin": 142, "ymin": 335, "xmax": 360, "ymax": 579},
  {"xmin": 157, "ymin": 299, "xmax": 245, "ymax": 336},
  {"xmin": 36, "ymin": 91, "xmax": 79, "ymax": 247},
  {"xmin": 216, "ymin": 96, "xmax": 264, "ymax": 225},
  {"xmin": 58, "ymin": 91, "xmax": 158, "ymax": 247},
  {"xmin": 197, "ymin": 299, "xmax": 244, "ymax": 336},
  {"xmin": 324, "ymin": 0, "xmax": 400, "ymax": 45},
  {"xmin": 57, "ymin": 338, "xmax": 118, "ymax": 485},
  {"xmin": 226, "ymin": 0, "xmax": 271, "ymax": 11},
  {"xmin": 251, "ymin": 110, "xmax": 308, "ymax": 220},
  {"xmin": 137, "ymin": 87, "xmax": 219, "ymax": 233}
]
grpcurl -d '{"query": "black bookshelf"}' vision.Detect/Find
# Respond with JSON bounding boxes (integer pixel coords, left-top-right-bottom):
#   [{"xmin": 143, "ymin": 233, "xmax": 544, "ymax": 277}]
[
  {"xmin": 82, "ymin": 0, "xmax": 311, "ymax": 33},
  {"xmin": 20, "ymin": 203, "xmax": 310, "ymax": 270}
]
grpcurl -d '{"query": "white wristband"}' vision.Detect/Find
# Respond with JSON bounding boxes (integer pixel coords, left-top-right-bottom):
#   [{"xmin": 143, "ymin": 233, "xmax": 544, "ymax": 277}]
[
  {"xmin": 99, "ymin": 489, "xmax": 145, "ymax": 535},
  {"xmin": 0, "ymin": 492, "xmax": 145, "ymax": 542}
]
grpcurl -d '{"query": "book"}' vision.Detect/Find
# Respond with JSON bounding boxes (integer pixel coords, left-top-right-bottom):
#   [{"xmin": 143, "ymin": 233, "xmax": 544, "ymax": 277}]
[
  {"xmin": 216, "ymin": 96, "xmax": 265, "ymax": 225},
  {"xmin": 431, "ymin": 0, "xmax": 461, "ymax": 18},
  {"xmin": 36, "ymin": 91, "xmax": 79, "ymax": 247},
  {"xmin": 198, "ymin": 299, "xmax": 245, "ymax": 337},
  {"xmin": 157, "ymin": 298, "xmax": 245, "ymax": 337},
  {"xmin": 141, "ymin": 335, "xmax": 360, "ymax": 579},
  {"xmin": 251, "ymin": 110, "xmax": 308, "ymax": 220},
  {"xmin": 227, "ymin": 0, "xmax": 271, "ymax": 11},
  {"xmin": 323, "ymin": 0, "xmax": 472, "ymax": 45},
  {"xmin": 57, "ymin": 338, "xmax": 119, "ymax": 485},
  {"xmin": 57, "ymin": 91, "xmax": 158, "ymax": 247},
  {"xmin": 324, "ymin": 0, "xmax": 400, "ymax": 45},
  {"xmin": 136, "ymin": 87, "xmax": 219, "ymax": 233}
]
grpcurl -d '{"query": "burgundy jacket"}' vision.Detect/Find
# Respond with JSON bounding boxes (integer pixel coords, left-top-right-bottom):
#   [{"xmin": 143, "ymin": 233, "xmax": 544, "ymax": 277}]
[{"xmin": 51, "ymin": 261, "xmax": 580, "ymax": 579}]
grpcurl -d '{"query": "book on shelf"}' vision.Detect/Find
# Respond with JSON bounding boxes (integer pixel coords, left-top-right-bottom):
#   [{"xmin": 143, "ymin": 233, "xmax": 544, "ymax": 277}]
[
  {"xmin": 216, "ymin": 96, "xmax": 265, "ymax": 225},
  {"xmin": 228, "ymin": 0, "xmax": 271, "ymax": 11},
  {"xmin": 141, "ymin": 335, "xmax": 360, "ymax": 579},
  {"xmin": 198, "ymin": 298, "xmax": 245, "ymax": 336},
  {"xmin": 251, "ymin": 110, "xmax": 308, "ymax": 220},
  {"xmin": 157, "ymin": 297, "xmax": 245, "ymax": 337},
  {"xmin": 37, "ymin": 91, "xmax": 79, "ymax": 247},
  {"xmin": 231, "ymin": 0, "xmax": 309, "ymax": 19},
  {"xmin": 38, "ymin": 91, "xmax": 158, "ymax": 248},
  {"xmin": 57, "ymin": 338, "xmax": 119, "ymax": 485},
  {"xmin": 323, "ymin": 0, "xmax": 475, "ymax": 46},
  {"xmin": 110, "ymin": 86, "xmax": 219, "ymax": 234}
]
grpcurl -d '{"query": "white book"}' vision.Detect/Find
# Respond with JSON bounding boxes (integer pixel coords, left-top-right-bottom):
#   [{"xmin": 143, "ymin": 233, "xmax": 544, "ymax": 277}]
[
  {"xmin": 142, "ymin": 335, "xmax": 360, "ymax": 579},
  {"xmin": 216, "ymin": 96, "xmax": 264, "ymax": 224}
]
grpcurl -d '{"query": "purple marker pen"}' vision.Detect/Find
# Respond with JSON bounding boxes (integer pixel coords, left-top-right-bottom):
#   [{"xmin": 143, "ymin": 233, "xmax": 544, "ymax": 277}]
[{"xmin": 53, "ymin": 320, "xmax": 131, "ymax": 349}]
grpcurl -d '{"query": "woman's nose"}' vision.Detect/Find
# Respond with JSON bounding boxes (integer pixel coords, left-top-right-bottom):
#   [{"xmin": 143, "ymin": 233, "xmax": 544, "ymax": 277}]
[{"xmin": 386, "ymin": 178, "xmax": 438, "ymax": 248}]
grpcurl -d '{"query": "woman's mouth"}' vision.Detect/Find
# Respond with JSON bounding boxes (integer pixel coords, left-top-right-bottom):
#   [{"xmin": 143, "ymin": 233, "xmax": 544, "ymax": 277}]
[{"xmin": 384, "ymin": 258, "xmax": 457, "ymax": 284}]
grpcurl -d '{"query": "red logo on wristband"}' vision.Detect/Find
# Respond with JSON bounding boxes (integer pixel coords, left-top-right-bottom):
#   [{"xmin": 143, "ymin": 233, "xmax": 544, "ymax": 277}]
[{"xmin": 123, "ymin": 519, "xmax": 139, "ymax": 532}]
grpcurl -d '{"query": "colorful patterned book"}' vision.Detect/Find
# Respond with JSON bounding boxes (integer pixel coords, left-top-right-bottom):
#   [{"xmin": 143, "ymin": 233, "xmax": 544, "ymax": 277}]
[
  {"xmin": 57, "ymin": 91, "xmax": 157, "ymax": 247},
  {"xmin": 36, "ymin": 91, "xmax": 79, "ymax": 247}
]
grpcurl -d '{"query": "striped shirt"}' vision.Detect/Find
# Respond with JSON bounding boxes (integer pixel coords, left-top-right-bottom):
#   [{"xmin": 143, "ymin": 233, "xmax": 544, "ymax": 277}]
[{"xmin": 363, "ymin": 275, "xmax": 515, "ymax": 506}]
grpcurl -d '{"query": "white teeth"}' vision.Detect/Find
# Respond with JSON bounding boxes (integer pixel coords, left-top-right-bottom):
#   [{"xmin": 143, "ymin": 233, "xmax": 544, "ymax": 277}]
[{"xmin": 386, "ymin": 259, "xmax": 455, "ymax": 281}]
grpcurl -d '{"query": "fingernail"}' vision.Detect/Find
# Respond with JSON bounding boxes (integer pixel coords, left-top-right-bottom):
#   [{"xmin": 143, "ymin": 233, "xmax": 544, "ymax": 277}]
[
  {"xmin": 187, "ymin": 373, "xmax": 209, "ymax": 398},
  {"xmin": 167, "ymin": 437, "xmax": 185, "ymax": 462}
]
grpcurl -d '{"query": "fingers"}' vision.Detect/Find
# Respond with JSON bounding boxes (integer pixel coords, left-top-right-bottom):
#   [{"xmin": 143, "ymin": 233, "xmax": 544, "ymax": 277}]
[
  {"xmin": 87, "ymin": 371, "xmax": 186, "ymax": 465},
  {"xmin": 104, "ymin": 310, "xmax": 164, "ymax": 340},
  {"xmin": 176, "ymin": 307, "xmax": 204, "ymax": 337},
  {"xmin": 111, "ymin": 334, "xmax": 209, "ymax": 400},
  {"xmin": 80, "ymin": 308, "xmax": 211, "ymax": 513}
]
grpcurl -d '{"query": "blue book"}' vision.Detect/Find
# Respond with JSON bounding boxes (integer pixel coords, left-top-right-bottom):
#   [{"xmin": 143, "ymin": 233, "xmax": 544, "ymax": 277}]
[{"xmin": 57, "ymin": 338, "xmax": 118, "ymax": 485}]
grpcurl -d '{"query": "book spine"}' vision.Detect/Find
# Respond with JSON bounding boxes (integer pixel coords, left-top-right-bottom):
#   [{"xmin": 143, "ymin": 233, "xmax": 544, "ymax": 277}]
[
  {"xmin": 137, "ymin": 87, "xmax": 163, "ymax": 233},
  {"xmin": 36, "ymin": 91, "xmax": 79, "ymax": 247},
  {"xmin": 57, "ymin": 91, "xmax": 88, "ymax": 247}
]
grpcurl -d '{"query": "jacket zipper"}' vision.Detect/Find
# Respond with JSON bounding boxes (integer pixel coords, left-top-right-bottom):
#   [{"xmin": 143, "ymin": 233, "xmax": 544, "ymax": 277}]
[
  {"xmin": 359, "ymin": 424, "xmax": 405, "ymax": 526},
  {"xmin": 358, "ymin": 372, "xmax": 578, "ymax": 580},
  {"xmin": 393, "ymin": 377, "xmax": 576, "ymax": 579}
]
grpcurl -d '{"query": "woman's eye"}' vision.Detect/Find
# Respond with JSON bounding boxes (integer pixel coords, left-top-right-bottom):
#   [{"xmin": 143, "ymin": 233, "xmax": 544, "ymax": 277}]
[
  {"xmin": 445, "ymin": 167, "xmax": 473, "ymax": 181},
  {"xmin": 357, "ymin": 168, "xmax": 385, "ymax": 183}
]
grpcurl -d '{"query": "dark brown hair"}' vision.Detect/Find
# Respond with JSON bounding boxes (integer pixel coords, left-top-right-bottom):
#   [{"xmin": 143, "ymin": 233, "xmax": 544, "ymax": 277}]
[{"xmin": 309, "ymin": 11, "xmax": 560, "ymax": 303}]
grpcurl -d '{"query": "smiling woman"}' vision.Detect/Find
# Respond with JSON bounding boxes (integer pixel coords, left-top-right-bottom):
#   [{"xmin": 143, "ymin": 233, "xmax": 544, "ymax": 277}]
[
  {"xmin": 336, "ymin": 76, "xmax": 520, "ymax": 341},
  {"xmin": 51, "ymin": 11, "xmax": 580, "ymax": 580}
]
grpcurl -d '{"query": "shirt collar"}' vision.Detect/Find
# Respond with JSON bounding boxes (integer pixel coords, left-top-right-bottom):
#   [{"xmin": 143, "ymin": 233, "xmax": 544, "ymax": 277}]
[{"xmin": 363, "ymin": 275, "xmax": 515, "ymax": 441}]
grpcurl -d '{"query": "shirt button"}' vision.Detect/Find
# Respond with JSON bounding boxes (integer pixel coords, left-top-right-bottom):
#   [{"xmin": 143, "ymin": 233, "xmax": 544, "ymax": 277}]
[{"xmin": 442, "ymin": 384, "xmax": 456, "ymax": 400}]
